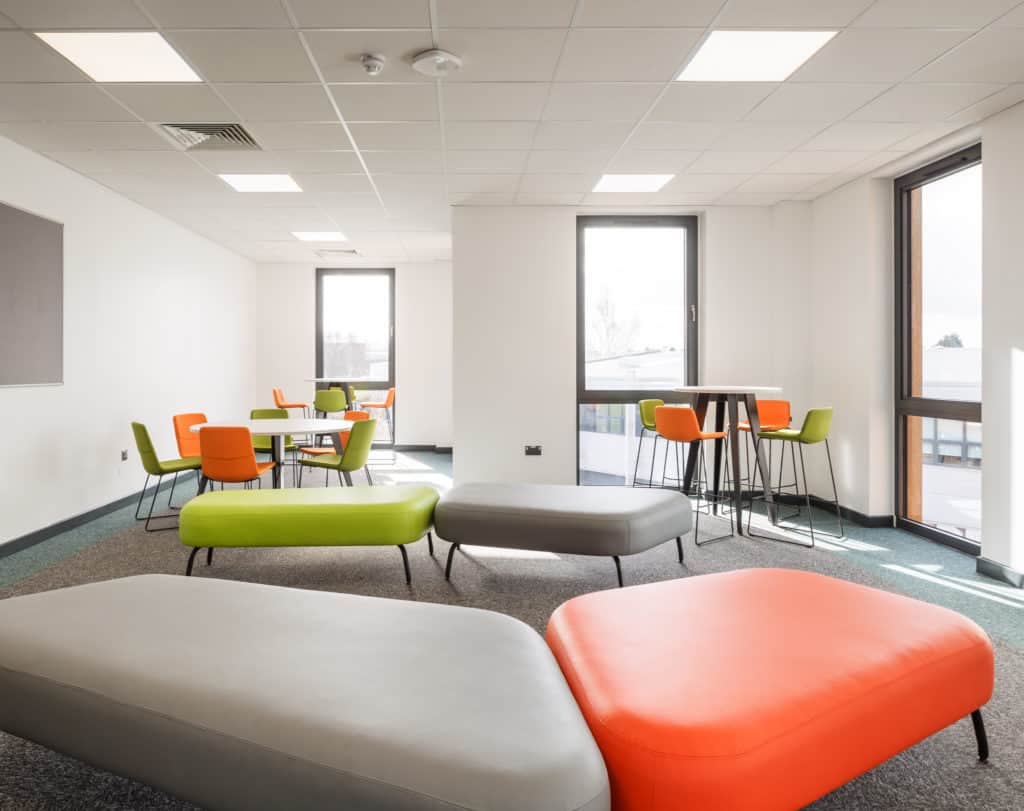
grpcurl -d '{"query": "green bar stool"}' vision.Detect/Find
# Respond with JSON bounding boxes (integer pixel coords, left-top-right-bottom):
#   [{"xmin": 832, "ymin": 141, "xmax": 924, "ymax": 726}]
[
  {"xmin": 131, "ymin": 422, "xmax": 202, "ymax": 532},
  {"xmin": 632, "ymin": 399, "xmax": 664, "ymax": 487},
  {"xmin": 748, "ymin": 407, "xmax": 844, "ymax": 547}
]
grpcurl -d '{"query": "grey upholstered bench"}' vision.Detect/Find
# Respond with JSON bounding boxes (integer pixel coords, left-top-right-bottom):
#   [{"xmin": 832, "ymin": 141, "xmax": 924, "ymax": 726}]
[
  {"xmin": 434, "ymin": 483, "xmax": 693, "ymax": 586},
  {"xmin": 0, "ymin": 575, "xmax": 609, "ymax": 811}
]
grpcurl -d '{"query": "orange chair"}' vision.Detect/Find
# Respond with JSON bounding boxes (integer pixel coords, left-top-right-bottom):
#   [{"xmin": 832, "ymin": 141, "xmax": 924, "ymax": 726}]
[
  {"xmin": 198, "ymin": 426, "xmax": 275, "ymax": 494},
  {"xmin": 654, "ymin": 405, "xmax": 733, "ymax": 546},
  {"xmin": 273, "ymin": 387, "xmax": 310, "ymax": 419},
  {"xmin": 171, "ymin": 412, "xmax": 207, "ymax": 504},
  {"xmin": 299, "ymin": 410, "xmax": 369, "ymax": 458},
  {"xmin": 360, "ymin": 387, "xmax": 395, "ymax": 446}
]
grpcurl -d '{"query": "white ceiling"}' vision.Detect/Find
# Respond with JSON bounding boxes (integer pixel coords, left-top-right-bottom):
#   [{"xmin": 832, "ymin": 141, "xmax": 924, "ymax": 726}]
[{"xmin": 0, "ymin": 0, "xmax": 1023, "ymax": 263}]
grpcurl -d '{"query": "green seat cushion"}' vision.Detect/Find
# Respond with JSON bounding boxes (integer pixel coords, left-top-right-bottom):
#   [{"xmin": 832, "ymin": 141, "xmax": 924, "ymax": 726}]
[
  {"xmin": 300, "ymin": 454, "xmax": 343, "ymax": 469},
  {"xmin": 158, "ymin": 456, "xmax": 201, "ymax": 475},
  {"xmin": 757, "ymin": 428, "xmax": 803, "ymax": 442},
  {"xmin": 179, "ymin": 484, "xmax": 439, "ymax": 549}
]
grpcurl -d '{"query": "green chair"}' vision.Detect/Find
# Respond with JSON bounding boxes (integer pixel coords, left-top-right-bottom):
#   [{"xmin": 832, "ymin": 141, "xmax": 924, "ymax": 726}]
[
  {"xmin": 299, "ymin": 419, "xmax": 377, "ymax": 488},
  {"xmin": 748, "ymin": 407, "xmax": 843, "ymax": 547},
  {"xmin": 131, "ymin": 422, "xmax": 202, "ymax": 532},
  {"xmin": 251, "ymin": 408, "xmax": 298, "ymax": 486},
  {"xmin": 313, "ymin": 387, "xmax": 347, "ymax": 418},
  {"xmin": 632, "ymin": 399, "xmax": 664, "ymax": 487}
]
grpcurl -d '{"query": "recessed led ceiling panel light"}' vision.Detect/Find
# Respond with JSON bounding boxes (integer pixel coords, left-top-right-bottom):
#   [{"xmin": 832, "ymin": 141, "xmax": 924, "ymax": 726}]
[
  {"xmin": 677, "ymin": 30, "xmax": 836, "ymax": 82},
  {"xmin": 592, "ymin": 174, "xmax": 675, "ymax": 193},
  {"xmin": 36, "ymin": 32, "xmax": 201, "ymax": 83},
  {"xmin": 292, "ymin": 231, "xmax": 347, "ymax": 242},
  {"xmin": 219, "ymin": 174, "xmax": 302, "ymax": 193}
]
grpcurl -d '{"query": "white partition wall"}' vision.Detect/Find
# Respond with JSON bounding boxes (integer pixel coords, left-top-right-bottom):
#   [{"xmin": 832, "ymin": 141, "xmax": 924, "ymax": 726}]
[{"xmin": 0, "ymin": 135, "xmax": 255, "ymax": 547}]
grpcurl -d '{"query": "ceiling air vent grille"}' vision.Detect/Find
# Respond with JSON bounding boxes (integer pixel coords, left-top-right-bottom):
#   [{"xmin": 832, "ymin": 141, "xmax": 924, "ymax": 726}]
[{"xmin": 160, "ymin": 123, "xmax": 260, "ymax": 151}]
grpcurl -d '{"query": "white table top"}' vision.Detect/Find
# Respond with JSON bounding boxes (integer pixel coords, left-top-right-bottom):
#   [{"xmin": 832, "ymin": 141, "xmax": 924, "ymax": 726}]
[
  {"xmin": 191, "ymin": 419, "xmax": 354, "ymax": 436},
  {"xmin": 674, "ymin": 385, "xmax": 783, "ymax": 395},
  {"xmin": 304, "ymin": 377, "xmax": 379, "ymax": 383}
]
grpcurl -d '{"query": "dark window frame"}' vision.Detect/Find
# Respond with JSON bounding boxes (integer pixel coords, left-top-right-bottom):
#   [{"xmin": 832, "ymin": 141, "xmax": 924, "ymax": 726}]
[
  {"xmin": 315, "ymin": 267, "xmax": 396, "ymax": 391},
  {"xmin": 893, "ymin": 144, "xmax": 982, "ymax": 554},
  {"xmin": 576, "ymin": 215, "xmax": 699, "ymax": 484}
]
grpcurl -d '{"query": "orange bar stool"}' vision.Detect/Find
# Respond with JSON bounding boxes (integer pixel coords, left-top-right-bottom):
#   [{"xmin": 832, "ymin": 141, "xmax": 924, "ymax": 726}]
[
  {"xmin": 172, "ymin": 412, "xmax": 207, "ymax": 505},
  {"xmin": 654, "ymin": 405, "xmax": 734, "ymax": 547},
  {"xmin": 273, "ymin": 387, "xmax": 310, "ymax": 419},
  {"xmin": 736, "ymin": 398, "xmax": 793, "ymax": 492},
  {"xmin": 299, "ymin": 410, "xmax": 369, "ymax": 461},
  {"xmin": 198, "ymin": 426, "xmax": 275, "ymax": 495}
]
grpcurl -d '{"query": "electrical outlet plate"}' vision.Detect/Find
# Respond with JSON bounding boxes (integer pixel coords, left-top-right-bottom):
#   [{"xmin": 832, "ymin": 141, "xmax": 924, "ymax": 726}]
[
  {"xmin": 525, "ymin": 445, "xmax": 542, "ymax": 456},
  {"xmin": 121, "ymin": 449, "xmax": 128, "ymax": 461}
]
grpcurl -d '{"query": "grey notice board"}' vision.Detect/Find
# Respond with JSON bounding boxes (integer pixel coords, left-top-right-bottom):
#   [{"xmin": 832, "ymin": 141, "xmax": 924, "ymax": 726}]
[{"xmin": 0, "ymin": 201, "xmax": 63, "ymax": 386}]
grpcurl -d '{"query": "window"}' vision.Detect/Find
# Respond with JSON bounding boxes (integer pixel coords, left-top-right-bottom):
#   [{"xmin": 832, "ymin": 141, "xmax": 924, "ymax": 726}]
[
  {"xmin": 577, "ymin": 216, "xmax": 698, "ymax": 485},
  {"xmin": 316, "ymin": 269, "xmax": 395, "ymax": 437},
  {"xmin": 895, "ymin": 146, "xmax": 982, "ymax": 550}
]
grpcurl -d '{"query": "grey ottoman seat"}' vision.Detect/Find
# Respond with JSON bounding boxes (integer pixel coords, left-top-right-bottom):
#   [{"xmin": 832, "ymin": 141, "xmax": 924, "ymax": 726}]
[
  {"xmin": 0, "ymin": 575, "xmax": 609, "ymax": 811},
  {"xmin": 434, "ymin": 483, "xmax": 693, "ymax": 586}
]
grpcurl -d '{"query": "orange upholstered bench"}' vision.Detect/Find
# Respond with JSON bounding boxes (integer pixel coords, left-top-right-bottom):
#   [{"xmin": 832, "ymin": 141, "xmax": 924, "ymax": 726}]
[{"xmin": 546, "ymin": 568, "xmax": 994, "ymax": 810}]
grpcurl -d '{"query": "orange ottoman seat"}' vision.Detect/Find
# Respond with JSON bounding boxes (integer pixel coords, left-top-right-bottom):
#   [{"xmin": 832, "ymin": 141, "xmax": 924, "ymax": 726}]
[{"xmin": 546, "ymin": 568, "xmax": 994, "ymax": 810}]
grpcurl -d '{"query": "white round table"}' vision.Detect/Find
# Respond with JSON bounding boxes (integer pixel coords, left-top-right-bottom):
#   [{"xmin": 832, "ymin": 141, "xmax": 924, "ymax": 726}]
[{"xmin": 191, "ymin": 419, "xmax": 354, "ymax": 488}]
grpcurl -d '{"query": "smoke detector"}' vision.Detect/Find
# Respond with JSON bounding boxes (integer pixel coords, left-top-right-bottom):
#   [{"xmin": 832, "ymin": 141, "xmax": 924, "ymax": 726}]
[
  {"xmin": 411, "ymin": 48, "xmax": 462, "ymax": 77},
  {"xmin": 360, "ymin": 53, "xmax": 385, "ymax": 76}
]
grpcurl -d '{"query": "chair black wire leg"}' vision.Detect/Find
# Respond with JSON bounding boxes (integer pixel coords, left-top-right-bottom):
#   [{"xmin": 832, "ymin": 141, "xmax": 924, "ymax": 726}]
[
  {"xmin": 365, "ymin": 465, "xmax": 373, "ymax": 485},
  {"xmin": 798, "ymin": 445, "xmax": 816, "ymax": 547},
  {"xmin": 134, "ymin": 474, "xmax": 151, "ymax": 520},
  {"xmin": 398, "ymin": 544, "xmax": 411, "ymax": 584},
  {"xmin": 694, "ymin": 443, "xmax": 733, "ymax": 546},
  {"xmin": 167, "ymin": 471, "xmax": 180, "ymax": 509},
  {"xmin": 185, "ymin": 547, "xmax": 200, "ymax": 576},
  {"xmin": 826, "ymin": 439, "xmax": 845, "ymax": 537},
  {"xmin": 632, "ymin": 429, "xmax": 645, "ymax": 487},
  {"xmin": 971, "ymin": 709, "xmax": 989, "ymax": 762},
  {"xmin": 647, "ymin": 435, "xmax": 659, "ymax": 487},
  {"xmin": 676, "ymin": 536, "xmax": 684, "ymax": 564},
  {"xmin": 613, "ymin": 555, "xmax": 623, "ymax": 587},
  {"xmin": 426, "ymin": 531, "xmax": 434, "ymax": 557},
  {"xmin": 206, "ymin": 548, "xmax": 214, "ymax": 566}
]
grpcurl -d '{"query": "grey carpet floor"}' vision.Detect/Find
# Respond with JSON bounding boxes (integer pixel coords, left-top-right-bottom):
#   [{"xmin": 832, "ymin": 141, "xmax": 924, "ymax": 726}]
[{"xmin": 1, "ymin": 486, "xmax": 1021, "ymax": 809}]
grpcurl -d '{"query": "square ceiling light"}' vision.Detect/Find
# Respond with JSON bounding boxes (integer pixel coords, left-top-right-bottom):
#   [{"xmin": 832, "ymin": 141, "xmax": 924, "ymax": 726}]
[
  {"xmin": 219, "ymin": 174, "xmax": 302, "ymax": 193},
  {"xmin": 293, "ymin": 231, "xmax": 347, "ymax": 242},
  {"xmin": 36, "ymin": 32, "xmax": 201, "ymax": 82},
  {"xmin": 592, "ymin": 174, "xmax": 674, "ymax": 193},
  {"xmin": 677, "ymin": 30, "xmax": 836, "ymax": 82}
]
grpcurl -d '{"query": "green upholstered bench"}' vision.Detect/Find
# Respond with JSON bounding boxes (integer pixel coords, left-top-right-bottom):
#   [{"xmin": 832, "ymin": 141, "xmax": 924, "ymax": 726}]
[{"xmin": 179, "ymin": 485, "xmax": 439, "ymax": 583}]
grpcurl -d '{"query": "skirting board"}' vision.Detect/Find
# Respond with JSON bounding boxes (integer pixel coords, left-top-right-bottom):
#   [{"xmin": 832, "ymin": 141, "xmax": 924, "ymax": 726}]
[
  {"xmin": 976, "ymin": 556, "xmax": 1024, "ymax": 589},
  {"xmin": 0, "ymin": 472, "xmax": 197, "ymax": 561}
]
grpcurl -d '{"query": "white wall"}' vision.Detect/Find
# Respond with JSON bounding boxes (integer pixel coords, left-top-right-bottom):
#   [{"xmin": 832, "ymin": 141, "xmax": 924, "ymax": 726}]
[
  {"xmin": 246, "ymin": 262, "xmax": 453, "ymax": 448},
  {"xmin": 980, "ymin": 102, "xmax": 1024, "ymax": 575},
  {"xmin": 451, "ymin": 203, "xmax": 816, "ymax": 486},
  {"xmin": 0, "ymin": 135, "xmax": 255, "ymax": 546},
  {"xmin": 452, "ymin": 206, "xmax": 577, "ymax": 483},
  {"xmin": 808, "ymin": 178, "xmax": 894, "ymax": 517}
]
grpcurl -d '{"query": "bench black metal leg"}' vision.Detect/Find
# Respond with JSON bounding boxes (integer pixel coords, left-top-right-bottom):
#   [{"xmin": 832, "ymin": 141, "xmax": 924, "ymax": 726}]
[
  {"xmin": 185, "ymin": 547, "xmax": 200, "ymax": 576},
  {"xmin": 206, "ymin": 548, "xmax": 213, "ymax": 567},
  {"xmin": 427, "ymin": 531, "xmax": 434, "ymax": 557},
  {"xmin": 398, "ymin": 544, "xmax": 411, "ymax": 584},
  {"xmin": 971, "ymin": 709, "xmax": 989, "ymax": 762},
  {"xmin": 445, "ymin": 543, "xmax": 459, "ymax": 580},
  {"xmin": 676, "ymin": 536, "xmax": 683, "ymax": 564},
  {"xmin": 613, "ymin": 555, "xmax": 623, "ymax": 587}
]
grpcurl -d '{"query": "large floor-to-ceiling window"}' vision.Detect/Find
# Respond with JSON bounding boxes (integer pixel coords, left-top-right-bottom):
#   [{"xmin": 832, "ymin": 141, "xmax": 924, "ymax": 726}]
[
  {"xmin": 576, "ymin": 216, "xmax": 698, "ymax": 485},
  {"xmin": 895, "ymin": 146, "xmax": 982, "ymax": 550},
  {"xmin": 316, "ymin": 268, "xmax": 395, "ymax": 440}
]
